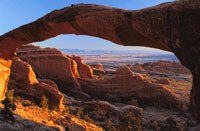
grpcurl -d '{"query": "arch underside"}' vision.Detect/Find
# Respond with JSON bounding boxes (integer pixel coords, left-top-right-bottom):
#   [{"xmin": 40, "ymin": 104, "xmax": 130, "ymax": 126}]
[{"xmin": 0, "ymin": 0, "xmax": 200, "ymax": 122}]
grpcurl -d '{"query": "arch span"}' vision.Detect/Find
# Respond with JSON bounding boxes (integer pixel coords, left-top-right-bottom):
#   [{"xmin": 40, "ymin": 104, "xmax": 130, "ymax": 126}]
[{"xmin": 0, "ymin": 0, "xmax": 200, "ymax": 122}]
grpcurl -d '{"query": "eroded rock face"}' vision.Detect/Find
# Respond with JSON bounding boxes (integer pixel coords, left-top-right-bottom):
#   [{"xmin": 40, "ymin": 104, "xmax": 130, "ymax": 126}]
[
  {"xmin": 0, "ymin": 59, "xmax": 12, "ymax": 100},
  {"xmin": 0, "ymin": 0, "xmax": 199, "ymax": 122},
  {"xmin": 8, "ymin": 57, "xmax": 64, "ymax": 110},
  {"xmin": 16, "ymin": 45, "xmax": 93, "ymax": 96},
  {"xmin": 71, "ymin": 55, "xmax": 93, "ymax": 78},
  {"xmin": 79, "ymin": 66, "xmax": 185, "ymax": 110}
]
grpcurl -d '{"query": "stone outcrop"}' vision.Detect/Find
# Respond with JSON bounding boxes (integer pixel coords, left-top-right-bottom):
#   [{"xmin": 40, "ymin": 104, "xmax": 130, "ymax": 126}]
[
  {"xmin": 0, "ymin": 0, "xmax": 199, "ymax": 122},
  {"xmin": 71, "ymin": 55, "xmax": 93, "ymax": 78},
  {"xmin": 17, "ymin": 45, "xmax": 93, "ymax": 97},
  {"xmin": 0, "ymin": 59, "xmax": 12, "ymax": 100},
  {"xmin": 82, "ymin": 101, "xmax": 142, "ymax": 129},
  {"xmin": 8, "ymin": 57, "xmax": 64, "ymax": 110},
  {"xmin": 79, "ymin": 66, "xmax": 185, "ymax": 110}
]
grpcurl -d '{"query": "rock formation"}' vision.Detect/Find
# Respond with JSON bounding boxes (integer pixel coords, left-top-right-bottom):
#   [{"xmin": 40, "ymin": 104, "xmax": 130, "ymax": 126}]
[
  {"xmin": 8, "ymin": 57, "xmax": 64, "ymax": 110},
  {"xmin": 17, "ymin": 45, "xmax": 81, "ymax": 94},
  {"xmin": 0, "ymin": 59, "xmax": 12, "ymax": 100},
  {"xmin": 71, "ymin": 55, "xmax": 93, "ymax": 78},
  {"xmin": 17, "ymin": 45, "xmax": 93, "ymax": 97},
  {"xmin": 82, "ymin": 101, "xmax": 142, "ymax": 129},
  {"xmin": 79, "ymin": 66, "xmax": 185, "ymax": 110},
  {"xmin": 0, "ymin": 0, "xmax": 199, "ymax": 122}
]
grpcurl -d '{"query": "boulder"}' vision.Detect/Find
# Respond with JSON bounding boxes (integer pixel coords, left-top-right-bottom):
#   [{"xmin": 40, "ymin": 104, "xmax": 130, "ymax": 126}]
[{"xmin": 155, "ymin": 78, "xmax": 170, "ymax": 85}]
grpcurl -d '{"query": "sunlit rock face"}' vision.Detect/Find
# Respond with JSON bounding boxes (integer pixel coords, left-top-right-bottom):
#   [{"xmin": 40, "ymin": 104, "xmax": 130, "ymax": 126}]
[
  {"xmin": 71, "ymin": 55, "xmax": 93, "ymax": 78},
  {"xmin": 79, "ymin": 66, "xmax": 186, "ymax": 110},
  {"xmin": 0, "ymin": 59, "xmax": 12, "ymax": 100},
  {"xmin": 8, "ymin": 57, "xmax": 64, "ymax": 110},
  {"xmin": 0, "ymin": 0, "xmax": 199, "ymax": 122},
  {"xmin": 17, "ymin": 45, "xmax": 93, "ymax": 97}
]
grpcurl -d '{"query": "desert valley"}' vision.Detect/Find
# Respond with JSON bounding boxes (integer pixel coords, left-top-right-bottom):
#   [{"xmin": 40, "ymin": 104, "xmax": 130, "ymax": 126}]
[{"xmin": 0, "ymin": 0, "xmax": 200, "ymax": 131}]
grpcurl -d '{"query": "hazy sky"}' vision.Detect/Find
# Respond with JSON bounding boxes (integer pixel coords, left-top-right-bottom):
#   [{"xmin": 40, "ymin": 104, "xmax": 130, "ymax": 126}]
[{"xmin": 0, "ymin": 0, "xmax": 173, "ymax": 51}]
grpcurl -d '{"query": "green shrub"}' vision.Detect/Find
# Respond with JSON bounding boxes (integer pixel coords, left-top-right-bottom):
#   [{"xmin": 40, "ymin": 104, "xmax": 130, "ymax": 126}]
[
  {"xmin": 39, "ymin": 95, "xmax": 48, "ymax": 109},
  {"xmin": 105, "ymin": 119, "xmax": 117, "ymax": 131},
  {"xmin": 23, "ymin": 100, "xmax": 35, "ymax": 107},
  {"xmin": 119, "ymin": 112, "xmax": 142, "ymax": 131},
  {"xmin": 83, "ymin": 114, "xmax": 93, "ymax": 123},
  {"xmin": 76, "ymin": 107, "xmax": 83, "ymax": 118},
  {"xmin": 1, "ymin": 89, "xmax": 16, "ymax": 122}
]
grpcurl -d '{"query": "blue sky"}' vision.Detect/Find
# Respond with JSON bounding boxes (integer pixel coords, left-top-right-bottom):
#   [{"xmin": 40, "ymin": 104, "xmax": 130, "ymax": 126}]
[{"xmin": 0, "ymin": 0, "xmax": 172, "ymax": 51}]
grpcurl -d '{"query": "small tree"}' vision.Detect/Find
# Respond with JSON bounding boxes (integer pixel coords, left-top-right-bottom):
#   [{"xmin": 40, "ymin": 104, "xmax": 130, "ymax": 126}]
[
  {"xmin": 83, "ymin": 114, "xmax": 93, "ymax": 123},
  {"xmin": 39, "ymin": 95, "xmax": 48, "ymax": 109},
  {"xmin": 105, "ymin": 119, "xmax": 117, "ymax": 131},
  {"xmin": 120, "ymin": 112, "xmax": 142, "ymax": 131},
  {"xmin": 1, "ymin": 89, "xmax": 16, "ymax": 122},
  {"xmin": 76, "ymin": 107, "xmax": 83, "ymax": 118}
]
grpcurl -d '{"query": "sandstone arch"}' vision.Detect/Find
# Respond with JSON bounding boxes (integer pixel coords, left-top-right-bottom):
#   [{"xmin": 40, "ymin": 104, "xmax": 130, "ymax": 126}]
[{"xmin": 0, "ymin": 0, "xmax": 200, "ymax": 122}]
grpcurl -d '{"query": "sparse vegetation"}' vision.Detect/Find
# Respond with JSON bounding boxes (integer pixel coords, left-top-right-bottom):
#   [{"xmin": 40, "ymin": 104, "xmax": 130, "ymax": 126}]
[
  {"xmin": 83, "ymin": 114, "xmax": 94, "ymax": 123},
  {"xmin": 39, "ymin": 95, "xmax": 48, "ymax": 109},
  {"xmin": 119, "ymin": 112, "xmax": 142, "ymax": 131},
  {"xmin": 105, "ymin": 119, "xmax": 117, "ymax": 131},
  {"xmin": 76, "ymin": 107, "xmax": 84, "ymax": 118},
  {"xmin": 1, "ymin": 89, "xmax": 16, "ymax": 122},
  {"xmin": 98, "ymin": 74, "xmax": 106, "ymax": 79},
  {"xmin": 75, "ymin": 107, "xmax": 94, "ymax": 124}
]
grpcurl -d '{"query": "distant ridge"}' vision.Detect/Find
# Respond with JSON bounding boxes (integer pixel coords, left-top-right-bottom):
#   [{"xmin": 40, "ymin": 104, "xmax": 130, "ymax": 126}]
[
  {"xmin": 60, "ymin": 49, "xmax": 178, "ymax": 65},
  {"xmin": 60, "ymin": 48, "xmax": 173, "ymax": 55}
]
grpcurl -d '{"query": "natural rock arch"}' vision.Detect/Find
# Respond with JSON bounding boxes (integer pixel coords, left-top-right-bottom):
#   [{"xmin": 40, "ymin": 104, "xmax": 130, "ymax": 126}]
[{"xmin": 0, "ymin": 0, "xmax": 200, "ymax": 122}]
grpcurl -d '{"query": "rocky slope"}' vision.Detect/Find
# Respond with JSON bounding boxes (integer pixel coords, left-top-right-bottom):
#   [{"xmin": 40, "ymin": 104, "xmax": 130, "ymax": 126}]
[{"xmin": 0, "ymin": 101, "xmax": 103, "ymax": 131}]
